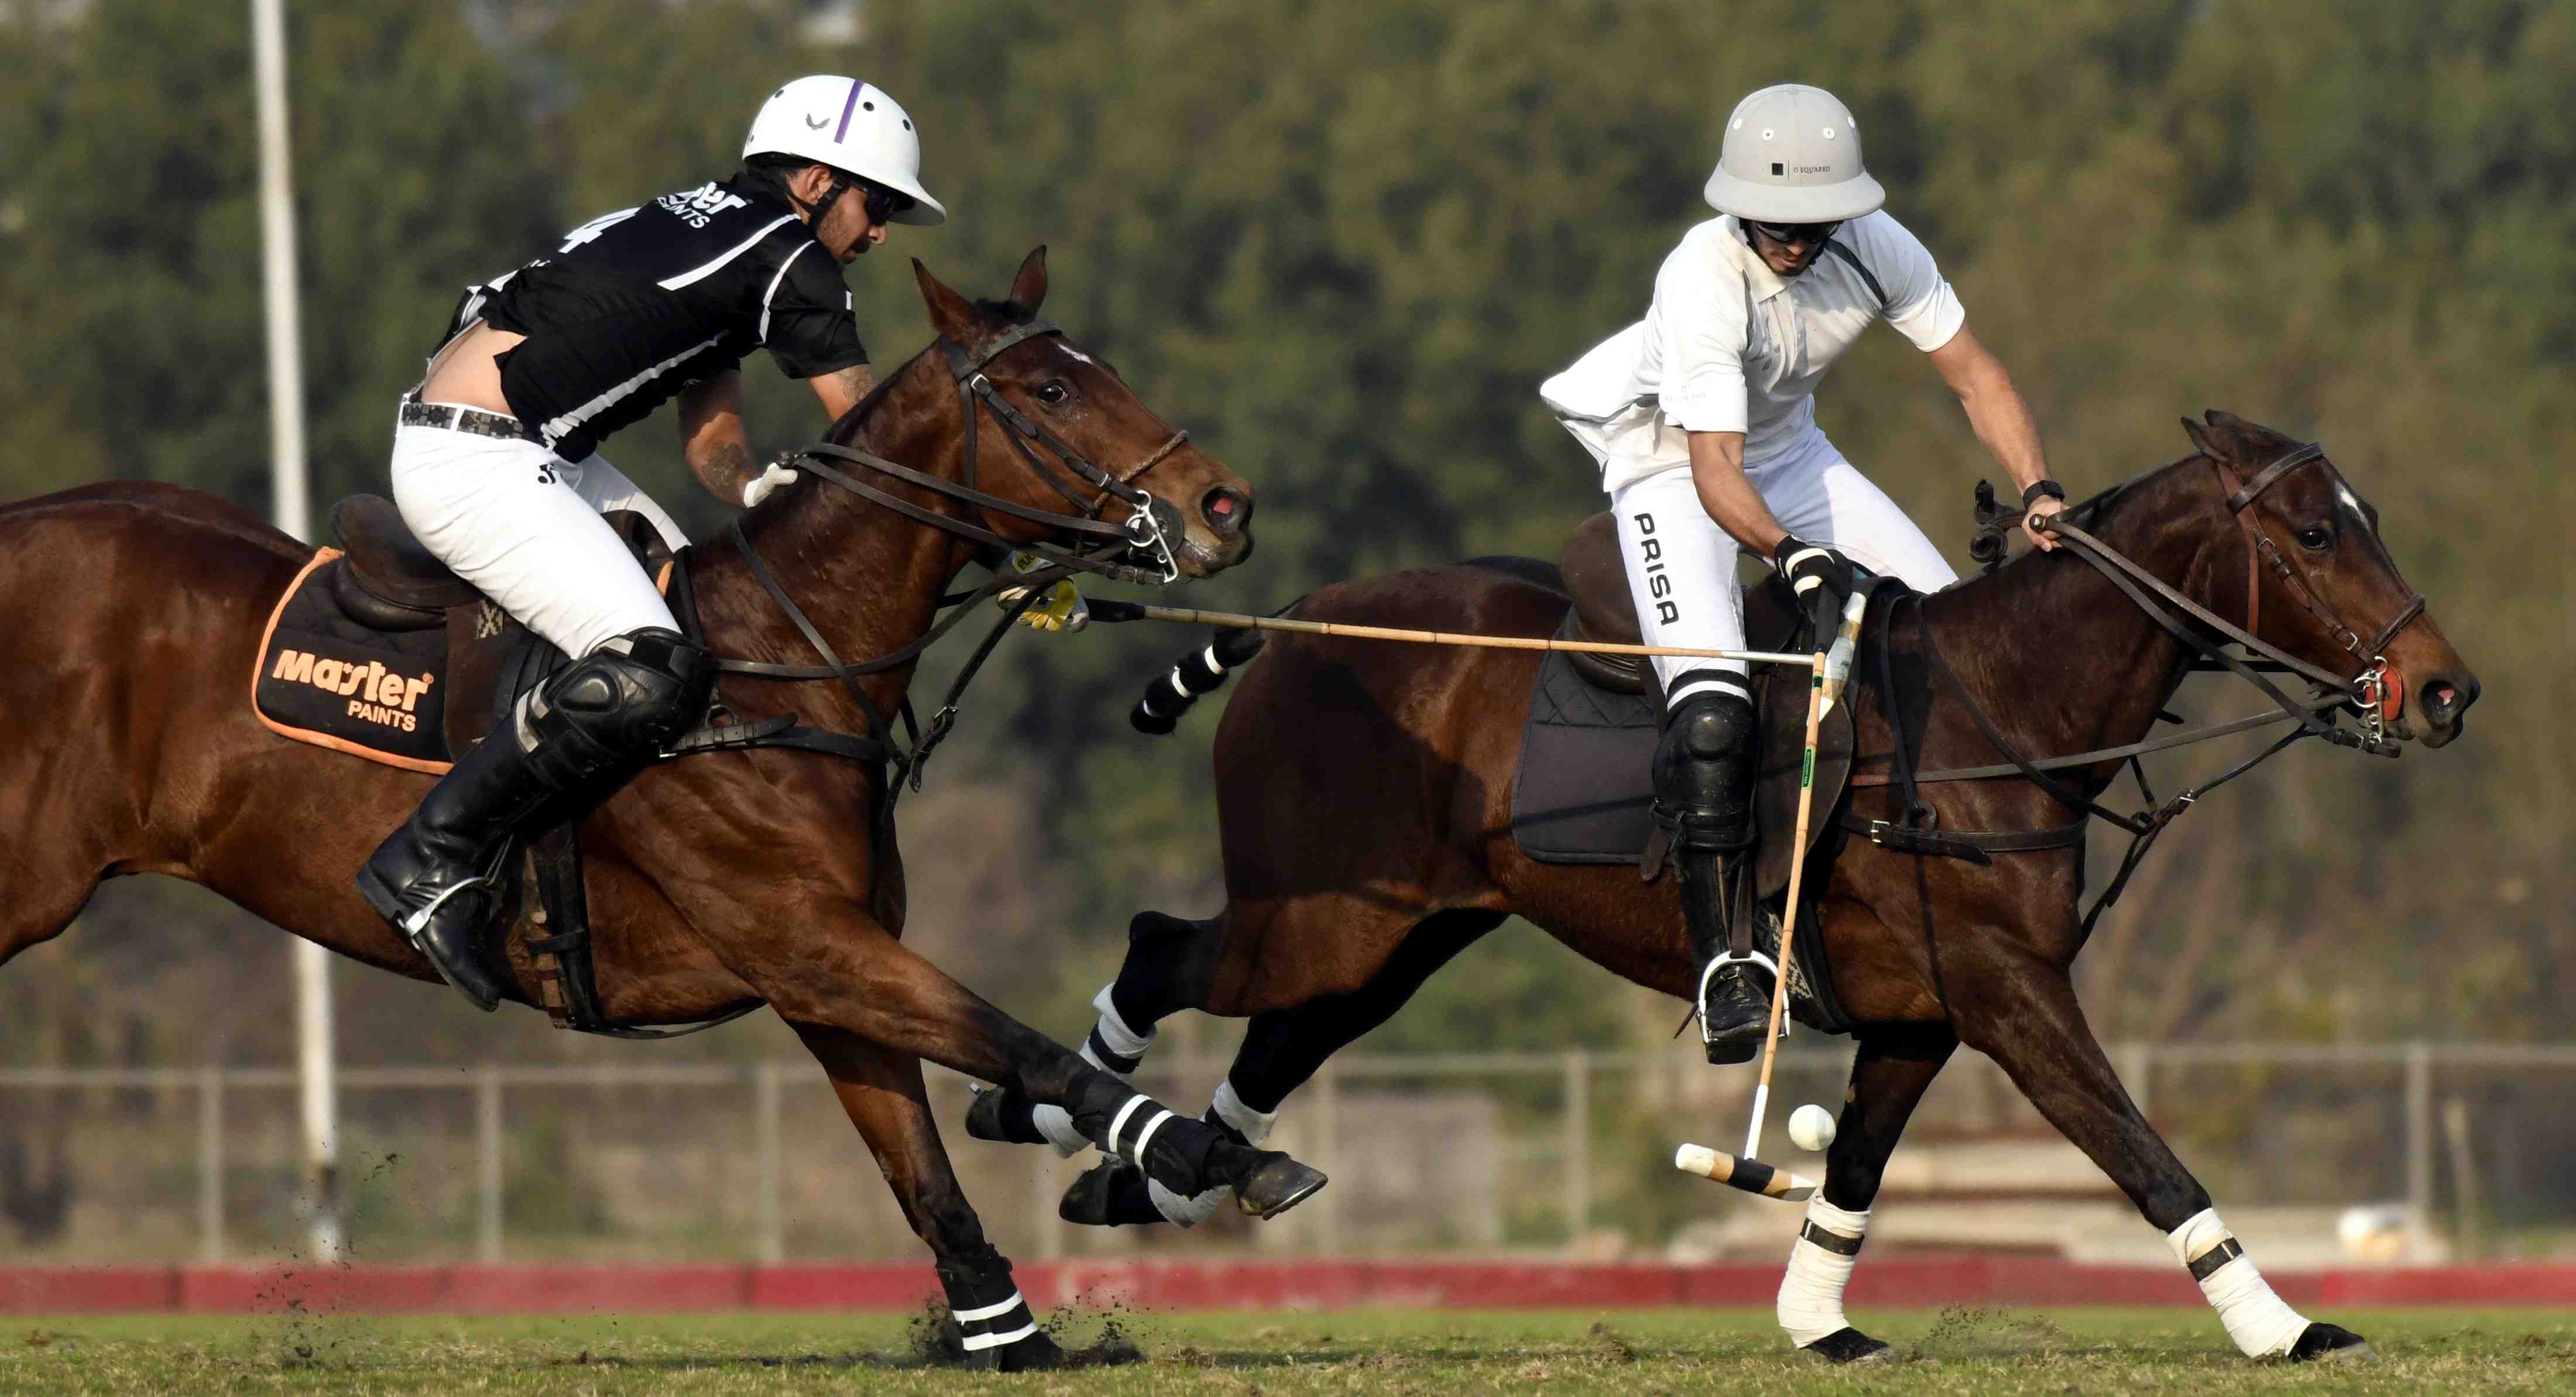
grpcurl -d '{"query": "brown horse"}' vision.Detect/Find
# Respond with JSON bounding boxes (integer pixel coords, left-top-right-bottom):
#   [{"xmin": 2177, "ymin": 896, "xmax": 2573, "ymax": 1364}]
[
  {"xmin": 0, "ymin": 249, "xmax": 1324, "ymax": 1370},
  {"xmin": 977, "ymin": 411, "xmax": 2477, "ymax": 1363}
]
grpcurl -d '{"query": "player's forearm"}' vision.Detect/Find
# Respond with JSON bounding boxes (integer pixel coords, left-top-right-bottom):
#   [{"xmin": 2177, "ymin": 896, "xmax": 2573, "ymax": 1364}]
[
  {"xmin": 687, "ymin": 431, "xmax": 759, "ymax": 506},
  {"xmin": 1687, "ymin": 431, "xmax": 1791, "ymax": 555},
  {"xmin": 1953, "ymin": 358, "xmax": 2049, "ymax": 492}
]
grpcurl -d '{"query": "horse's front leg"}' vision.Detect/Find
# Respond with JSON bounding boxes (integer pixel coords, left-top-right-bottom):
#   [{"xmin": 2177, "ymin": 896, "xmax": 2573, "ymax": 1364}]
[
  {"xmin": 1775, "ymin": 1025, "xmax": 1956, "ymax": 1364},
  {"xmin": 792, "ymin": 1026, "xmax": 1062, "ymax": 1370},
  {"xmin": 739, "ymin": 901, "xmax": 1326, "ymax": 1220},
  {"xmin": 1951, "ymin": 939, "xmax": 2371, "ymax": 1362}
]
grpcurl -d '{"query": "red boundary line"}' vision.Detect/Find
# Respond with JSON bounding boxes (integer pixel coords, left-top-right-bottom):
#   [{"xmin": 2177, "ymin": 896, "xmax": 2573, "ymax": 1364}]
[{"xmin": 5, "ymin": 1260, "xmax": 2572, "ymax": 1313}]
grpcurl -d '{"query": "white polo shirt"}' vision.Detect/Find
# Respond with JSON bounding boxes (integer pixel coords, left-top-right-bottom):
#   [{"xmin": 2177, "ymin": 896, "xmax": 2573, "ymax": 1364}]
[{"xmin": 1540, "ymin": 211, "xmax": 1966, "ymax": 491}]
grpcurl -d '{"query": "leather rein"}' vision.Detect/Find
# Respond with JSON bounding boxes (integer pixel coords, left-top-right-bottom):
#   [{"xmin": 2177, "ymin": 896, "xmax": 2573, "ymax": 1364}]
[
  {"xmin": 1850, "ymin": 442, "xmax": 2427, "ymax": 934},
  {"xmin": 667, "ymin": 320, "xmax": 1190, "ymax": 799}
]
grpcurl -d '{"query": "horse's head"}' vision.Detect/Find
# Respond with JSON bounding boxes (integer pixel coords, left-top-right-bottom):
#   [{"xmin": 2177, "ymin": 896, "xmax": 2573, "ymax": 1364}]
[
  {"xmin": 2180, "ymin": 410, "xmax": 2480, "ymax": 747},
  {"xmin": 899, "ymin": 248, "xmax": 1254, "ymax": 579}
]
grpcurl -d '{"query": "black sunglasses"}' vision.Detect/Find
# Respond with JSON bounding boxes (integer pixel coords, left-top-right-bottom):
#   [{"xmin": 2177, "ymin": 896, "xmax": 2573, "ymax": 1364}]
[
  {"xmin": 1745, "ymin": 218, "xmax": 1841, "ymax": 248},
  {"xmin": 859, "ymin": 181, "xmax": 915, "ymax": 225}
]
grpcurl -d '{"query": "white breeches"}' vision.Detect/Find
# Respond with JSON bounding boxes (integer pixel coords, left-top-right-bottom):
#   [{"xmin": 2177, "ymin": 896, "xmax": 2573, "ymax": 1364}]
[
  {"xmin": 1609, "ymin": 428, "xmax": 1956, "ymax": 708},
  {"xmin": 388, "ymin": 412, "xmax": 687, "ymax": 660}
]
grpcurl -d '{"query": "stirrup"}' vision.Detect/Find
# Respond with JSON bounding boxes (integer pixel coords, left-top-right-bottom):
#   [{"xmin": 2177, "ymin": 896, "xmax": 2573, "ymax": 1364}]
[{"xmin": 1696, "ymin": 950, "xmax": 1783, "ymax": 1049}]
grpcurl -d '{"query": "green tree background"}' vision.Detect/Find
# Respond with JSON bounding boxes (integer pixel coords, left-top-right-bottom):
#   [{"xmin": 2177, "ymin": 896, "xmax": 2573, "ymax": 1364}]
[{"xmin": 1, "ymin": 0, "xmax": 2568, "ymax": 1080}]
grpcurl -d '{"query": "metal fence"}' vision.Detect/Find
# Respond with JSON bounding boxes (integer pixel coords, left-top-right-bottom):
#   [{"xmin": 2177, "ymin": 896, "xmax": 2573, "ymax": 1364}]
[{"xmin": 2, "ymin": 1041, "xmax": 2570, "ymax": 1266}]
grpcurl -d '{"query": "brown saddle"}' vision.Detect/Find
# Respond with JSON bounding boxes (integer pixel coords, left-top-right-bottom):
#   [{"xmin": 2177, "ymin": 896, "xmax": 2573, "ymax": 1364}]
[{"xmin": 1546, "ymin": 512, "xmax": 1860, "ymax": 902}]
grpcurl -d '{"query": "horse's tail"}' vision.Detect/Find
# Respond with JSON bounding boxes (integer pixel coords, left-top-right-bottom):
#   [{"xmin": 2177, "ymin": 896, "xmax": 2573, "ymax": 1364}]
[{"xmin": 1127, "ymin": 607, "xmax": 1292, "ymax": 736}]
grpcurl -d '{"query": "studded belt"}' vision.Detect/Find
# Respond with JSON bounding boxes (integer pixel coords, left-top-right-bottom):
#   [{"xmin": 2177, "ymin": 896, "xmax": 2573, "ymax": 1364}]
[{"xmin": 399, "ymin": 395, "xmax": 537, "ymax": 442}]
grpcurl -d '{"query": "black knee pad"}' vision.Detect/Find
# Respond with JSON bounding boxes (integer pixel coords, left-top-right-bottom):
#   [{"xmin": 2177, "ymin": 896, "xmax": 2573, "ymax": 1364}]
[
  {"xmin": 1652, "ymin": 688, "xmax": 1758, "ymax": 850},
  {"xmin": 520, "ymin": 627, "xmax": 715, "ymax": 788}
]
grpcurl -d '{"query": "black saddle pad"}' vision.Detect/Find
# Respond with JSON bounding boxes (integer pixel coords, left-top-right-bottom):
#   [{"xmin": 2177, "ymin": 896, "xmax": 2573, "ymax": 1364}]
[
  {"xmin": 1509, "ymin": 643, "xmax": 1661, "ymax": 864},
  {"xmin": 252, "ymin": 550, "xmax": 566, "ymax": 772}
]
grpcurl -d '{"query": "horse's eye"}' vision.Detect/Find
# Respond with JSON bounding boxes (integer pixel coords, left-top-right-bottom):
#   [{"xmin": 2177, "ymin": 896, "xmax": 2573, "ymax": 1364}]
[
  {"xmin": 2296, "ymin": 525, "xmax": 2333, "ymax": 552},
  {"xmin": 1035, "ymin": 382, "xmax": 1070, "ymax": 406}
]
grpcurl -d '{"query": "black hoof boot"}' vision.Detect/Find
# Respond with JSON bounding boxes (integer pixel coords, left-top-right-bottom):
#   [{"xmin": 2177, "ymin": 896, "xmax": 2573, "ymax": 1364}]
[
  {"xmin": 964, "ymin": 1086, "xmax": 1045, "ymax": 1145},
  {"xmin": 1234, "ymin": 1152, "xmax": 1328, "ymax": 1220},
  {"xmin": 1700, "ymin": 960, "xmax": 1775, "ymax": 1065},
  {"xmin": 1802, "ymin": 1327, "xmax": 1896, "ymax": 1364},
  {"xmin": 2288, "ymin": 1322, "xmax": 2373, "ymax": 1362},
  {"xmin": 1059, "ymin": 1162, "xmax": 1167, "ymax": 1227}
]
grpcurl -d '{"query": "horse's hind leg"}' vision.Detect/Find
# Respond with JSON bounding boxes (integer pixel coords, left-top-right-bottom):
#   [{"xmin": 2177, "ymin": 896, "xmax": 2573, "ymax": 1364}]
[
  {"xmin": 1771, "ymin": 1026, "xmax": 1955, "ymax": 1364},
  {"xmin": 964, "ymin": 907, "xmax": 1229, "ymax": 1155},
  {"xmin": 0, "ymin": 839, "xmax": 109, "ymax": 970},
  {"xmin": 1057, "ymin": 909, "xmax": 1505, "ymax": 1228},
  {"xmin": 1955, "ymin": 947, "xmax": 2370, "ymax": 1362},
  {"xmin": 745, "ymin": 904, "xmax": 1326, "ymax": 1220},
  {"xmin": 793, "ymin": 1027, "xmax": 1062, "ymax": 1371}
]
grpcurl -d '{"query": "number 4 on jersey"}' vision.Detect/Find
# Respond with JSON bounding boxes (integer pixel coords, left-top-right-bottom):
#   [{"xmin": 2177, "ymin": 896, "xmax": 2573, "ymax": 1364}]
[{"xmin": 557, "ymin": 207, "xmax": 641, "ymax": 253}]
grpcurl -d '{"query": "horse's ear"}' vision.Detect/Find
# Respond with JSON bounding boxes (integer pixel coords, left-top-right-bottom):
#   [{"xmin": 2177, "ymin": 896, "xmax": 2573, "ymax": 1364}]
[
  {"xmin": 913, "ymin": 259, "xmax": 978, "ymax": 343},
  {"xmin": 2180, "ymin": 415, "xmax": 2225, "ymax": 462},
  {"xmin": 1009, "ymin": 246, "xmax": 1048, "ymax": 313}
]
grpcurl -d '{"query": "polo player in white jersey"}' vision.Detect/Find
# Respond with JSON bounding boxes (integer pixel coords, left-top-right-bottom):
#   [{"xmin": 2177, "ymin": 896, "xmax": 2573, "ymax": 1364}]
[{"xmin": 1541, "ymin": 83, "xmax": 2066, "ymax": 1063}]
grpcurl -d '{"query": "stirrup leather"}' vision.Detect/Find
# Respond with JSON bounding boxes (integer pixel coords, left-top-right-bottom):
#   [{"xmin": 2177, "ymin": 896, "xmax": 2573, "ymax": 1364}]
[{"xmin": 1696, "ymin": 949, "xmax": 1783, "ymax": 1048}]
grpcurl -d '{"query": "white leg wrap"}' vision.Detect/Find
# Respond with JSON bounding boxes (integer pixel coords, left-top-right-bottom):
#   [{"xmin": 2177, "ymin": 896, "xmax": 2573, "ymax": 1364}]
[
  {"xmin": 1146, "ymin": 1178, "xmax": 1232, "ymax": 1227},
  {"xmin": 1090, "ymin": 983, "xmax": 1156, "ymax": 1063},
  {"xmin": 1210, "ymin": 1077, "xmax": 1280, "ymax": 1148},
  {"xmin": 2167, "ymin": 1209, "xmax": 2309, "ymax": 1358},
  {"xmin": 1776, "ymin": 1199, "xmax": 1870, "ymax": 1347},
  {"xmin": 1030, "ymin": 1104, "xmax": 1090, "ymax": 1157}
]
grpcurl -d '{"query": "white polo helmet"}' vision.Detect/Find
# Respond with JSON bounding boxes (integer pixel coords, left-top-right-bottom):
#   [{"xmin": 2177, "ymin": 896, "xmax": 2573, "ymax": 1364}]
[
  {"xmin": 1703, "ymin": 84, "xmax": 1885, "ymax": 225},
  {"xmin": 743, "ymin": 75, "xmax": 946, "ymax": 226}
]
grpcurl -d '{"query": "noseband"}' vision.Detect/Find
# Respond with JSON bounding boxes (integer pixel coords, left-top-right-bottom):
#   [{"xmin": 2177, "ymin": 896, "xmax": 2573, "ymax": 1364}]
[
  {"xmin": 2210, "ymin": 442, "xmax": 2426, "ymax": 743},
  {"xmin": 787, "ymin": 317, "xmax": 1191, "ymax": 586}
]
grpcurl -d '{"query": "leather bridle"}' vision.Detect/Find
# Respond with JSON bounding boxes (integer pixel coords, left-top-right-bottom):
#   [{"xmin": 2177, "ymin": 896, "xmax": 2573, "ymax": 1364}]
[
  {"xmin": 2208, "ymin": 442, "xmax": 2425, "ymax": 742},
  {"xmin": 689, "ymin": 319, "xmax": 1200, "ymax": 799}
]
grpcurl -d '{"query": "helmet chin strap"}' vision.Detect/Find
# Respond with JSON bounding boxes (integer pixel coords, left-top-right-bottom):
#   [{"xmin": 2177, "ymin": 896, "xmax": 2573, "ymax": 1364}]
[{"xmin": 788, "ymin": 169, "xmax": 857, "ymax": 247}]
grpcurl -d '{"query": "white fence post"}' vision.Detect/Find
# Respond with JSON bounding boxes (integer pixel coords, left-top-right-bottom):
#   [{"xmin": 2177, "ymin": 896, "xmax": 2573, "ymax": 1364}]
[
  {"xmin": 755, "ymin": 1062, "xmax": 784, "ymax": 1265},
  {"xmin": 1562, "ymin": 1048, "xmax": 1590, "ymax": 1245},
  {"xmin": 1313, "ymin": 1062, "xmax": 1342, "ymax": 1256},
  {"xmin": 197, "ymin": 1066, "xmax": 225, "ymax": 1264},
  {"xmin": 476, "ymin": 1064, "xmax": 503, "ymax": 1264},
  {"xmin": 2405, "ymin": 1040, "xmax": 2433, "ymax": 1257}
]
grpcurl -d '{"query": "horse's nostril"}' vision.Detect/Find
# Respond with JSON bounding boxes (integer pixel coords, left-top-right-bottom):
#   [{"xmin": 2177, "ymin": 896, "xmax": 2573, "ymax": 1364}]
[
  {"xmin": 2430, "ymin": 682, "xmax": 2458, "ymax": 709},
  {"xmin": 1201, "ymin": 486, "xmax": 1251, "ymax": 537}
]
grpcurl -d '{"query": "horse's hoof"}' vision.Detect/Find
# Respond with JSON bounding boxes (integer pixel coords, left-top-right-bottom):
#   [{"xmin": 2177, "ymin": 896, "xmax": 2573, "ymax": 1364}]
[
  {"xmin": 964, "ymin": 1085, "xmax": 1038, "ymax": 1145},
  {"xmin": 962, "ymin": 1329, "xmax": 1064, "ymax": 1371},
  {"xmin": 2288, "ymin": 1322, "xmax": 2373, "ymax": 1363},
  {"xmin": 1233, "ymin": 1152, "xmax": 1328, "ymax": 1220},
  {"xmin": 1060, "ymin": 1162, "xmax": 1165, "ymax": 1227},
  {"xmin": 1800, "ymin": 1327, "xmax": 1896, "ymax": 1364}
]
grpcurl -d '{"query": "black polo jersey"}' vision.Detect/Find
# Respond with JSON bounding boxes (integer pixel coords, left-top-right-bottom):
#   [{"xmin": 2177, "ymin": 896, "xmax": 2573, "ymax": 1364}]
[{"xmin": 463, "ymin": 176, "xmax": 866, "ymax": 462}]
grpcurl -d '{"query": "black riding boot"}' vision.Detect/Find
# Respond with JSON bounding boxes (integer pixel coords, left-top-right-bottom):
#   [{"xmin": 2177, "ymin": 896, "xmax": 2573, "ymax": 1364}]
[
  {"xmin": 356, "ymin": 627, "xmax": 715, "ymax": 1012},
  {"xmin": 1651, "ymin": 686, "xmax": 1771, "ymax": 1065},
  {"xmin": 355, "ymin": 725, "xmax": 554, "ymax": 1011}
]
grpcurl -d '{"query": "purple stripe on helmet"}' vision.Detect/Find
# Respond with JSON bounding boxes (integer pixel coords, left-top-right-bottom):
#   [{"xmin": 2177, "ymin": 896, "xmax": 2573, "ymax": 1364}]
[{"xmin": 832, "ymin": 78, "xmax": 864, "ymax": 143}]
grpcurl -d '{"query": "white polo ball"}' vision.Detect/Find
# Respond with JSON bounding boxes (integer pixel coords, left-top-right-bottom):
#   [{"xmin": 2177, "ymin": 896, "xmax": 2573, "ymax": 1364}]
[{"xmin": 1788, "ymin": 1103, "xmax": 1837, "ymax": 1152}]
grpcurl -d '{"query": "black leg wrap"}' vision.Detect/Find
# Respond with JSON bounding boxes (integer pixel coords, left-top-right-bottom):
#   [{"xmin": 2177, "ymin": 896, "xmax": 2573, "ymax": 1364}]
[
  {"xmin": 1066, "ymin": 1074, "xmax": 1217, "ymax": 1193},
  {"xmin": 933, "ymin": 1247, "xmax": 1058, "ymax": 1371},
  {"xmin": 1058, "ymin": 1161, "xmax": 1167, "ymax": 1228}
]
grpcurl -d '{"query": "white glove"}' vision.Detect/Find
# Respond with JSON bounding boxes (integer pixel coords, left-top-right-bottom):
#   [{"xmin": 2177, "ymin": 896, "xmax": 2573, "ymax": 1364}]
[{"xmin": 741, "ymin": 462, "xmax": 798, "ymax": 509}]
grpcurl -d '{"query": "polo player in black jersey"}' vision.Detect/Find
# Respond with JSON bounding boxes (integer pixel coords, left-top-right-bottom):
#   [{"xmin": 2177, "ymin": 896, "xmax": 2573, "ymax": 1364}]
[{"xmin": 356, "ymin": 76, "xmax": 946, "ymax": 1010}]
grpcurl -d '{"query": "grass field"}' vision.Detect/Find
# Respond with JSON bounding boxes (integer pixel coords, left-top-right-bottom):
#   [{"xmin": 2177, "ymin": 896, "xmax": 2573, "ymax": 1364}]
[{"xmin": 5, "ymin": 1307, "xmax": 2574, "ymax": 1396}]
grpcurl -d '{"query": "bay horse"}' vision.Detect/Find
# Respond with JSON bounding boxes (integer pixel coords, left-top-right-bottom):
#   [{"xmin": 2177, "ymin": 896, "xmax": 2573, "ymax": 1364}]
[
  {"xmin": 977, "ymin": 411, "xmax": 2478, "ymax": 1364},
  {"xmin": 0, "ymin": 249, "xmax": 1323, "ymax": 1370}
]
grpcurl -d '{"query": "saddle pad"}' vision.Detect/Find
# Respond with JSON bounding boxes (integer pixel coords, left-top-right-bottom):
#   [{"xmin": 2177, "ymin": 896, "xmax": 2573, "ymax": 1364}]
[
  {"xmin": 253, "ymin": 549, "xmax": 454, "ymax": 772},
  {"xmin": 1508, "ymin": 647, "xmax": 1661, "ymax": 864}
]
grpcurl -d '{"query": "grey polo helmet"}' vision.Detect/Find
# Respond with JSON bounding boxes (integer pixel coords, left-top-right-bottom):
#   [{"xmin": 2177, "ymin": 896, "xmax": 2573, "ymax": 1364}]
[{"xmin": 1703, "ymin": 84, "xmax": 1885, "ymax": 224}]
